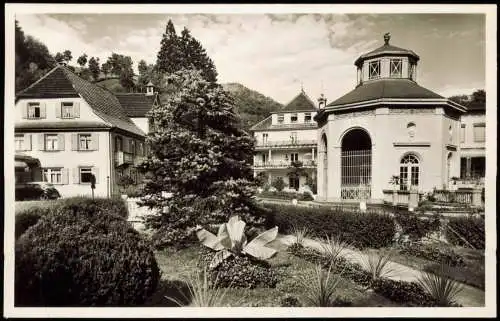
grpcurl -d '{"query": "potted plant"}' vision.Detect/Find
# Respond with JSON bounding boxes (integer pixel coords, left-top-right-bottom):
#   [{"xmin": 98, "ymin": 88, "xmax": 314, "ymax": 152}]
[{"xmin": 389, "ymin": 175, "xmax": 400, "ymax": 206}]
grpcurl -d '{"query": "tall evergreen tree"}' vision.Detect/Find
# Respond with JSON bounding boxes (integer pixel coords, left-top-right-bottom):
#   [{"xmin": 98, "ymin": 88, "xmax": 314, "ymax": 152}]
[
  {"xmin": 138, "ymin": 69, "xmax": 265, "ymax": 248},
  {"xmin": 180, "ymin": 27, "xmax": 218, "ymax": 83},
  {"xmin": 156, "ymin": 20, "xmax": 184, "ymax": 74}
]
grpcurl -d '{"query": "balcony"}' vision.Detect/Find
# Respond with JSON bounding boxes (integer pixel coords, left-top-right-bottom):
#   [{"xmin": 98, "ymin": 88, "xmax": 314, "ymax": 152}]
[
  {"xmin": 255, "ymin": 139, "xmax": 317, "ymax": 150},
  {"xmin": 254, "ymin": 160, "xmax": 317, "ymax": 169},
  {"xmin": 115, "ymin": 151, "xmax": 134, "ymax": 166}
]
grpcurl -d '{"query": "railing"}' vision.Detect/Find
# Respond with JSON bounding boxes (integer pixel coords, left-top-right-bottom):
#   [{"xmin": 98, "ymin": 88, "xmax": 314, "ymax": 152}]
[
  {"xmin": 256, "ymin": 140, "xmax": 317, "ymax": 148},
  {"xmin": 382, "ymin": 189, "xmax": 410, "ymax": 205},
  {"xmin": 341, "ymin": 184, "xmax": 371, "ymax": 200},
  {"xmin": 433, "ymin": 189, "xmax": 474, "ymax": 204},
  {"xmin": 254, "ymin": 160, "xmax": 317, "ymax": 168},
  {"xmin": 115, "ymin": 151, "xmax": 135, "ymax": 166},
  {"xmin": 270, "ymin": 122, "xmax": 317, "ymax": 129}
]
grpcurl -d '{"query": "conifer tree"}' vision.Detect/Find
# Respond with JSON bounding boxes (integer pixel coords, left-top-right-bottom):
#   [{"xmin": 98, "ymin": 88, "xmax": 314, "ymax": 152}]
[
  {"xmin": 138, "ymin": 69, "xmax": 265, "ymax": 248},
  {"xmin": 156, "ymin": 20, "xmax": 184, "ymax": 74},
  {"xmin": 180, "ymin": 27, "xmax": 218, "ymax": 83}
]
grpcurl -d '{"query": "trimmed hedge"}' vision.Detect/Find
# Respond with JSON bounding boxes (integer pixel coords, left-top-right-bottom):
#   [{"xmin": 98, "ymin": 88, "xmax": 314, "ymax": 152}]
[
  {"xmin": 445, "ymin": 216, "xmax": 485, "ymax": 249},
  {"xmin": 57, "ymin": 197, "xmax": 129, "ymax": 219},
  {"xmin": 198, "ymin": 247, "xmax": 278, "ymax": 289},
  {"xmin": 15, "ymin": 200, "xmax": 159, "ymax": 306},
  {"xmin": 266, "ymin": 204, "xmax": 395, "ymax": 249},
  {"xmin": 15, "ymin": 207, "xmax": 52, "ymax": 239},
  {"xmin": 400, "ymin": 243, "xmax": 466, "ymax": 267},
  {"xmin": 394, "ymin": 211, "xmax": 441, "ymax": 241},
  {"xmin": 259, "ymin": 191, "xmax": 314, "ymax": 201}
]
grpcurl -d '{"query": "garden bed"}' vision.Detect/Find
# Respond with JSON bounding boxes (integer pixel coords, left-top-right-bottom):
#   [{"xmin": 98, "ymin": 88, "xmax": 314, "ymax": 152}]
[{"xmin": 145, "ymin": 241, "xmax": 402, "ymax": 307}]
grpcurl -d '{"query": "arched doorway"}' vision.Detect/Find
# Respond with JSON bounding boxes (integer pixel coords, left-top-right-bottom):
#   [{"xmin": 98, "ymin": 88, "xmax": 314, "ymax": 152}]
[
  {"xmin": 341, "ymin": 128, "xmax": 372, "ymax": 200},
  {"xmin": 399, "ymin": 153, "xmax": 420, "ymax": 191},
  {"xmin": 320, "ymin": 133, "xmax": 328, "ymax": 198}
]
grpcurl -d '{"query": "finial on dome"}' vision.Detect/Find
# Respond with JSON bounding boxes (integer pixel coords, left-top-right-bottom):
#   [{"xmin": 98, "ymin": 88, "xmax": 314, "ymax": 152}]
[{"xmin": 384, "ymin": 32, "xmax": 391, "ymax": 45}]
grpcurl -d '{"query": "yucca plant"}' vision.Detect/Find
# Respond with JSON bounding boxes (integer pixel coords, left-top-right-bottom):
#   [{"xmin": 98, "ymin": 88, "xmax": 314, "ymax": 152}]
[
  {"xmin": 321, "ymin": 234, "xmax": 351, "ymax": 266},
  {"xmin": 299, "ymin": 263, "xmax": 343, "ymax": 307},
  {"xmin": 196, "ymin": 215, "xmax": 278, "ymax": 269},
  {"xmin": 416, "ymin": 264, "xmax": 464, "ymax": 306},
  {"xmin": 291, "ymin": 225, "xmax": 310, "ymax": 247},
  {"xmin": 165, "ymin": 269, "xmax": 234, "ymax": 307},
  {"xmin": 360, "ymin": 250, "xmax": 398, "ymax": 282}
]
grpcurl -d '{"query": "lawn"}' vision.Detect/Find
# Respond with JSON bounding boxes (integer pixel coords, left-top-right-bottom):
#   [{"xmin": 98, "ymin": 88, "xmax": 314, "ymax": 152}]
[
  {"xmin": 366, "ymin": 245, "xmax": 485, "ymax": 290},
  {"xmin": 145, "ymin": 240, "xmax": 402, "ymax": 307}
]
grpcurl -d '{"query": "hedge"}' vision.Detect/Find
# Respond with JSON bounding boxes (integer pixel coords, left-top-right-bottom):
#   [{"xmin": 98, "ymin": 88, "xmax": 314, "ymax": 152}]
[
  {"xmin": 445, "ymin": 216, "xmax": 485, "ymax": 249},
  {"xmin": 394, "ymin": 211, "xmax": 441, "ymax": 241},
  {"xmin": 15, "ymin": 207, "xmax": 52, "ymax": 239},
  {"xmin": 265, "ymin": 204, "xmax": 395, "ymax": 249},
  {"xmin": 15, "ymin": 202, "xmax": 159, "ymax": 306},
  {"xmin": 259, "ymin": 191, "xmax": 314, "ymax": 201}
]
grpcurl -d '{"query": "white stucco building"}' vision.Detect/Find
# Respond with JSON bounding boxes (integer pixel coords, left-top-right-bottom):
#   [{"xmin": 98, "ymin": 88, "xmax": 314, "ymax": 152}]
[
  {"xmin": 250, "ymin": 90, "xmax": 318, "ymax": 191},
  {"xmin": 314, "ymin": 33, "xmax": 468, "ymax": 203}
]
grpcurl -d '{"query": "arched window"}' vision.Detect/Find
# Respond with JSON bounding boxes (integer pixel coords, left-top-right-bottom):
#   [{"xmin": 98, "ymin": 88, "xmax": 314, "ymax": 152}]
[{"xmin": 400, "ymin": 154, "xmax": 420, "ymax": 191}]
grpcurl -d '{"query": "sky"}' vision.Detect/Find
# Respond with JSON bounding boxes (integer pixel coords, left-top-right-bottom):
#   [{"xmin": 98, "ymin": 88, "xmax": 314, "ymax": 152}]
[{"xmin": 15, "ymin": 12, "xmax": 486, "ymax": 105}]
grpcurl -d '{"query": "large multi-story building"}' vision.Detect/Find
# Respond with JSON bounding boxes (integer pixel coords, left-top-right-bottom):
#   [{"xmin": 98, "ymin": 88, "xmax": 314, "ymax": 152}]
[
  {"xmin": 250, "ymin": 90, "xmax": 319, "ymax": 191},
  {"xmin": 14, "ymin": 64, "xmax": 156, "ymax": 198}
]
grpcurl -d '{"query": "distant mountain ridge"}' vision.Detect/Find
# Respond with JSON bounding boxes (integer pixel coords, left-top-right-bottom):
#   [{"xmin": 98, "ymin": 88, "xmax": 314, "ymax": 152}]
[{"xmin": 95, "ymin": 79, "xmax": 283, "ymax": 131}]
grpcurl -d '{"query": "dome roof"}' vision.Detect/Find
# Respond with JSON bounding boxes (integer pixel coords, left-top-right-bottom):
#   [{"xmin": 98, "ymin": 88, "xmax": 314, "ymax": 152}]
[{"xmin": 354, "ymin": 33, "xmax": 420, "ymax": 67}]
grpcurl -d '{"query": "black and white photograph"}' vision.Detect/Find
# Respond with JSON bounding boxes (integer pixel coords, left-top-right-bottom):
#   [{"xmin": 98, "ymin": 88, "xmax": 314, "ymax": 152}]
[{"xmin": 4, "ymin": 3, "xmax": 496, "ymax": 318}]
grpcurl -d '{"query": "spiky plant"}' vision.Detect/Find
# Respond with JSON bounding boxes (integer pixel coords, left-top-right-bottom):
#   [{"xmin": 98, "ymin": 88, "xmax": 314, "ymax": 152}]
[
  {"xmin": 321, "ymin": 234, "xmax": 351, "ymax": 267},
  {"xmin": 299, "ymin": 263, "xmax": 343, "ymax": 307},
  {"xmin": 291, "ymin": 225, "xmax": 311, "ymax": 247},
  {"xmin": 360, "ymin": 250, "xmax": 398, "ymax": 281},
  {"xmin": 416, "ymin": 264, "xmax": 464, "ymax": 306},
  {"xmin": 165, "ymin": 269, "xmax": 234, "ymax": 307}
]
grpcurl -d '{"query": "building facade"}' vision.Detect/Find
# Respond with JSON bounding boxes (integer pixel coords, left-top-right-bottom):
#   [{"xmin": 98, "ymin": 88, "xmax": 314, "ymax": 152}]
[
  {"xmin": 314, "ymin": 34, "xmax": 468, "ymax": 203},
  {"xmin": 14, "ymin": 64, "xmax": 155, "ymax": 198},
  {"xmin": 250, "ymin": 90, "xmax": 318, "ymax": 191}
]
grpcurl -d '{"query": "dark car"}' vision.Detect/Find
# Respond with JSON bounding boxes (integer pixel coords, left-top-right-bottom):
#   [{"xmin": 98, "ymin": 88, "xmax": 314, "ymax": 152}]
[{"xmin": 15, "ymin": 182, "xmax": 61, "ymax": 201}]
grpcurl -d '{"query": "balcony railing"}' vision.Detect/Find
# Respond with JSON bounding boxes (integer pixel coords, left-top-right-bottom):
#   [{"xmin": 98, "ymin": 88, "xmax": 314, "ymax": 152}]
[
  {"xmin": 115, "ymin": 151, "xmax": 134, "ymax": 166},
  {"xmin": 270, "ymin": 122, "xmax": 317, "ymax": 129},
  {"xmin": 256, "ymin": 140, "xmax": 317, "ymax": 148},
  {"xmin": 254, "ymin": 160, "xmax": 317, "ymax": 168}
]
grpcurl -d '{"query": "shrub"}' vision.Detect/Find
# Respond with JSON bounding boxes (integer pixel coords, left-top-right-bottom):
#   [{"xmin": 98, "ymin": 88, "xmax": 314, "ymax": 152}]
[
  {"xmin": 360, "ymin": 250, "xmax": 398, "ymax": 281},
  {"xmin": 198, "ymin": 248, "xmax": 278, "ymax": 289},
  {"xmin": 280, "ymin": 295, "xmax": 301, "ymax": 307},
  {"xmin": 271, "ymin": 177, "xmax": 286, "ymax": 192},
  {"xmin": 15, "ymin": 207, "xmax": 52, "ymax": 239},
  {"xmin": 394, "ymin": 212, "xmax": 441, "ymax": 241},
  {"xmin": 416, "ymin": 264, "xmax": 464, "ymax": 307},
  {"xmin": 445, "ymin": 216, "xmax": 485, "ymax": 249},
  {"xmin": 15, "ymin": 208, "xmax": 160, "ymax": 306},
  {"xmin": 259, "ymin": 190, "xmax": 313, "ymax": 201},
  {"xmin": 400, "ymin": 243, "xmax": 466, "ymax": 267},
  {"xmin": 266, "ymin": 204, "xmax": 395, "ymax": 249},
  {"xmin": 299, "ymin": 263, "xmax": 342, "ymax": 307},
  {"xmin": 57, "ymin": 197, "xmax": 129, "ymax": 219},
  {"xmin": 371, "ymin": 278, "xmax": 441, "ymax": 307}
]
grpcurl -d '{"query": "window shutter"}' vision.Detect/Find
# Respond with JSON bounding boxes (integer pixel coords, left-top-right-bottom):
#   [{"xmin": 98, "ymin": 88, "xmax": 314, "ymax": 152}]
[
  {"xmin": 25, "ymin": 134, "xmax": 32, "ymax": 151},
  {"xmin": 55, "ymin": 103, "xmax": 62, "ymax": 118},
  {"xmin": 92, "ymin": 167, "xmax": 99, "ymax": 184},
  {"xmin": 73, "ymin": 168, "xmax": 80, "ymax": 184},
  {"xmin": 91, "ymin": 133, "xmax": 99, "ymax": 150},
  {"xmin": 71, "ymin": 134, "xmax": 78, "ymax": 151},
  {"xmin": 40, "ymin": 103, "xmax": 47, "ymax": 119},
  {"xmin": 58, "ymin": 133, "xmax": 65, "ymax": 150},
  {"xmin": 62, "ymin": 168, "xmax": 69, "ymax": 184},
  {"xmin": 38, "ymin": 133, "xmax": 45, "ymax": 151},
  {"xmin": 22, "ymin": 102, "xmax": 28, "ymax": 119},
  {"xmin": 74, "ymin": 102, "xmax": 80, "ymax": 118}
]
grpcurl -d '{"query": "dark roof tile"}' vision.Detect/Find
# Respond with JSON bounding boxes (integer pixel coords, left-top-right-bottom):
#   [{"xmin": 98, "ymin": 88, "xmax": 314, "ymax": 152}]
[
  {"xmin": 280, "ymin": 91, "xmax": 318, "ymax": 112},
  {"xmin": 115, "ymin": 94, "xmax": 156, "ymax": 117}
]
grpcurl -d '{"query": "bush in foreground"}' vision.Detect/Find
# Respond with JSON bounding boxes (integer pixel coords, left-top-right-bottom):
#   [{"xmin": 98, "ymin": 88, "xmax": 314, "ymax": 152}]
[
  {"xmin": 15, "ymin": 205, "xmax": 159, "ymax": 306},
  {"xmin": 266, "ymin": 204, "xmax": 395, "ymax": 249},
  {"xmin": 399, "ymin": 243, "xmax": 466, "ymax": 267},
  {"xmin": 15, "ymin": 207, "xmax": 52, "ymax": 239}
]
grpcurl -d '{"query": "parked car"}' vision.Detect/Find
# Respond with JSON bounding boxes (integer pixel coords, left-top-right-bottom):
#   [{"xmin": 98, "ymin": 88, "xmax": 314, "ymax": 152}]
[{"xmin": 15, "ymin": 182, "xmax": 61, "ymax": 201}]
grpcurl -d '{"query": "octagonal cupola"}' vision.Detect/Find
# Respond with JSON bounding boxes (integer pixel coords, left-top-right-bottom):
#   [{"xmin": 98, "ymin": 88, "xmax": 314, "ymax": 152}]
[{"xmin": 354, "ymin": 33, "xmax": 420, "ymax": 86}]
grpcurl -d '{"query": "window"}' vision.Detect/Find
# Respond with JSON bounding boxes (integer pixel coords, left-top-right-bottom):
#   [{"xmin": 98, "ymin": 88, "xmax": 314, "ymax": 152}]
[
  {"xmin": 262, "ymin": 133, "xmax": 268, "ymax": 144},
  {"xmin": 27, "ymin": 102, "xmax": 41, "ymax": 119},
  {"xmin": 115, "ymin": 136, "xmax": 123, "ymax": 152},
  {"xmin": 289, "ymin": 176, "xmax": 300, "ymax": 191},
  {"xmin": 408, "ymin": 64, "xmax": 416, "ymax": 80},
  {"xmin": 15, "ymin": 134, "xmax": 24, "ymax": 151},
  {"xmin": 471, "ymin": 157, "xmax": 485, "ymax": 178},
  {"xmin": 290, "ymin": 153, "xmax": 299, "ymax": 162},
  {"xmin": 261, "ymin": 153, "xmax": 268, "ymax": 164},
  {"xmin": 291, "ymin": 113, "xmax": 298, "ymax": 123},
  {"xmin": 304, "ymin": 113, "xmax": 312, "ymax": 123},
  {"xmin": 130, "ymin": 140, "xmax": 136, "ymax": 155},
  {"xmin": 42, "ymin": 168, "xmax": 62, "ymax": 184},
  {"xmin": 460, "ymin": 124, "xmax": 466, "ymax": 143},
  {"xmin": 368, "ymin": 60, "xmax": 380, "ymax": 79},
  {"xmin": 473, "ymin": 123, "xmax": 485, "ymax": 142},
  {"xmin": 138, "ymin": 142, "xmax": 144, "ymax": 156},
  {"xmin": 400, "ymin": 154, "xmax": 419, "ymax": 191},
  {"xmin": 80, "ymin": 167, "xmax": 94, "ymax": 183},
  {"xmin": 61, "ymin": 102, "xmax": 74, "ymax": 118},
  {"xmin": 407, "ymin": 122, "xmax": 416, "ymax": 138},
  {"xmin": 448, "ymin": 125, "xmax": 453, "ymax": 142},
  {"xmin": 277, "ymin": 114, "xmax": 284, "ymax": 124},
  {"xmin": 45, "ymin": 134, "xmax": 59, "ymax": 151},
  {"xmin": 390, "ymin": 59, "xmax": 402, "ymax": 77},
  {"xmin": 290, "ymin": 132, "xmax": 298, "ymax": 144}
]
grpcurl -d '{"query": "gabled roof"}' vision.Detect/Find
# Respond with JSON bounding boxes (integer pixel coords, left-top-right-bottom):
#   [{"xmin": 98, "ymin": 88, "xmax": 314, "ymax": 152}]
[
  {"xmin": 16, "ymin": 65, "xmax": 145, "ymax": 137},
  {"xmin": 115, "ymin": 93, "xmax": 157, "ymax": 117},
  {"xmin": 326, "ymin": 79, "xmax": 443, "ymax": 108},
  {"xmin": 279, "ymin": 91, "xmax": 318, "ymax": 112}
]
